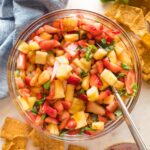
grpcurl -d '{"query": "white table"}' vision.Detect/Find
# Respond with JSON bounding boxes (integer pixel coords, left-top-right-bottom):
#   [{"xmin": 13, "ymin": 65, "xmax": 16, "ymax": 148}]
[{"xmin": 1, "ymin": 0, "xmax": 150, "ymax": 149}]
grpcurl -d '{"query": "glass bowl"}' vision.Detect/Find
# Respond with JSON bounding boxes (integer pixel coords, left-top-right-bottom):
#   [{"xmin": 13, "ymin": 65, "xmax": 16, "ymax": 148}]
[{"xmin": 7, "ymin": 9, "xmax": 142, "ymax": 141}]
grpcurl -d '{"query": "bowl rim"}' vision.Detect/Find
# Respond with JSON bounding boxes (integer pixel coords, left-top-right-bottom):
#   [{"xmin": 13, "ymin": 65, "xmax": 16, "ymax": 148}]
[{"xmin": 7, "ymin": 8, "xmax": 142, "ymax": 141}]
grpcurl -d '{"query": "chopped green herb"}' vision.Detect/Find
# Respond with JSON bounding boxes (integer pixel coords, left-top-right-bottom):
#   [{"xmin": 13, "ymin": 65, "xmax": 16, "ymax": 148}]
[
  {"xmin": 41, "ymin": 114, "xmax": 47, "ymax": 120},
  {"xmin": 59, "ymin": 130, "xmax": 68, "ymax": 136},
  {"xmin": 43, "ymin": 81, "xmax": 50, "ymax": 90},
  {"xmin": 132, "ymin": 82, "xmax": 138, "ymax": 96},
  {"xmin": 91, "ymin": 114, "xmax": 98, "ymax": 122},
  {"xmin": 85, "ymin": 48, "xmax": 92, "ymax": 61},
  {"xmin": 121, "ymin": 63, "xmax": 131, "ymax": 70},
  {"xmin": 87, "ymin": 44, "xmax": 98, "ymax": 52},
  {"xmin": 31, "ymin": 106, "xmax": 38, "ymax": 115},
  {"xmin": 114, "ymin": 109, "xmax": 122, "ymax": 117},
  {"xmin": 117, "ymin": 73, "xmax": 126, "ymax": 78},
  {"xmin": 79, "ymin": 89, "xmax": 85, "ymax": 94},
  {"xmin": 118, "ymin": 88, "xmax": 126, "ymax": 96},
  {"xmin": 80, "ymin": 70, "xmax": 88, "ymax": 78}
]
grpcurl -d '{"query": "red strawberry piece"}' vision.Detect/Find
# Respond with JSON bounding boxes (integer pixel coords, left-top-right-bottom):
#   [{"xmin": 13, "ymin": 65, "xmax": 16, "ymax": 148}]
[
  {"xmin": 67, "ymin": 74, "xmax": 81, "ymax": 86},
  {"xmin": 90, "ymin": 74, "xmax": 102, "ymax": 88}
]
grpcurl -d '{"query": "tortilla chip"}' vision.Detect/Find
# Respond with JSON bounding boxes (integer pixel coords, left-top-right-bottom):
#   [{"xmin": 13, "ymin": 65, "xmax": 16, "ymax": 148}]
[
  {"xmin": 145, "ymin": 11, "xmax": 150, "ymax": 24},
  {"xmin": 29, "ymin": 129, "xmax": 64, "ymax": 150},
  {"xmin": 115, "ymin": 5, "xmax": 147, "ymax": 36},
  {"xmin": 2, "ymin": 141, "xmax": 14, "ymax": 150},
  {"xmin": 0, "ymin": 117, "xmax": 32, "ymax": 140},
  {"xmin": 141, "ymin": 33, "xmax": 150, "ymax": 48},
  {"xmin": 68, "ymin": 144, "xmax": 88, "ymax": 150}
]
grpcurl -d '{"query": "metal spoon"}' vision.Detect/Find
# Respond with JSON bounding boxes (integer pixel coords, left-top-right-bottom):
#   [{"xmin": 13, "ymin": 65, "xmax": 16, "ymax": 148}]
[{"xmin": 112, "ymin": 87, "xmax": 147, "ymax": 150}]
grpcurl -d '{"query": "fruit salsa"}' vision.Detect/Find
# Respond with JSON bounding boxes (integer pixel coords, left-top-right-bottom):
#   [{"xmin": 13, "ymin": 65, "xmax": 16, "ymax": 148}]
[{"xmin": 14, "ymin": 16, "xmax": 138, "ymax": 136}]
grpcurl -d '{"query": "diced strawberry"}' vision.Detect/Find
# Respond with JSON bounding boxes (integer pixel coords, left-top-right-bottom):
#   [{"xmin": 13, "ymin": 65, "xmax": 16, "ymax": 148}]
[
  {"xmin": 90, "ymin": 74, "xmax": 102, "ymax": 88},
  {"xmin": 66, "ymin": 118, "xmax": 77, "ymax": 129},
  {"xmin": 106, "ymin": 101, "xmax": 118, "ymax": 113},
  {"xmin": 36, "ymin": 93, "xmax": 43, "ymax": 100},
  {"xmin": 96, "ymin": 61, "xmax": 104, "ymax": 74},
  {"xmin": 53, "ymin": 101, "xmax": 64, "ymax": 114},
  {"xmin": 98, "ymin": 115, "xmax": 107, "ymax": 123},
  {"xmin": 17, "ymin": 52, "xmax": 26, "ymax": 70},
  {"xmin": 64, "ymin": 53, "xmax": 72, "ymax": 62},
  {"xmin": 106, "ymin": 111, "xmax": 116, "ymax": 121},
  {"xmin": 97, "ymin": 89, "xmax": 111, "ymax": 104},
  {"xmin": 25, "ymin": 76, "xmax": 31, "ymax": 86},
  {"xmin": 58, "ymin": 111, "xmax": 70, "ymax": 121},
  {"xmin": 46, "ymin": 82, "xmax": 55, "ymax": 100},
  {"xmin": 86, "ymin": 102, "xmax": 105, "ymax": 116},
  {"xmin": 28, "ymin": 32, "xmax": 36, "ymax": 40},
  {"xmin": 59, "ymin": 118, "xmax": 69, "ymax": 130},
  {"xmin": 112, "ymin": 30, "xmax": 121, "ymax": 35},
  {"xmin": 103, "ymin": 58, "xmax": 122, "ymax": 73},
  {"xmin": 18, "ymin": 88, "xmax": 31, "ymax": 97},
  {"xmin": 45, "ymin": 104, "xmax": 57, "ymax": 118},
  {"xmin": 84, "ymin": 130, "xmax": 98, "ymax": 135},
  {"xmin": 45, "ymin": 117, "xmax": 58, "ymax": 124},
  {"xmin": 43, "ymin": 25, "xmax": 59, "ymax": 33},
  {"xmin": 36, "ymin": 27, "xmax": 45, "ymax": 35},
  {"xmin": 28, "ymin": 112, "xmax": 37, "ymax": 121},
  {"xmin": 15, "ymin": 77, "xmax": 25, "ymax": 89},
  {"xmin": 125, "ymin": 71, "xmax": 135, "ymax": 94},
  {"xmin": 77, "ymin": 40, "xmax": 87, "ymax": 47},
  {"xmin": 35, "ymin": 115, "xmax": 43, "ymax": 126},
  {"xmin": 61, "ymin": 101, "xmax": 71, "ymax": 110},
  {"xmin": 67, "ymin": 74, "xmax": 81, "ymax": 86},
  {"xmin": 68, "ymin": 129, "xmax": 80, "ymax": 135},
  {"xmin": 78, "ymin": 93, "xmax": 88, "ymax": 102},
  {"xmin": 65, "ymin": 43, "xmax": 78, "ymax": 57},
  {"xmin": 39, "ymin": 39, "xmax": 60, "ymax": 50}
]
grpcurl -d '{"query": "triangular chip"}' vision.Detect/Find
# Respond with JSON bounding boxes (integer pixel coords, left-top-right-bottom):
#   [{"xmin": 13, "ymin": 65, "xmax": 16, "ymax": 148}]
[
  {"xmin": 68, "ymin": 144, "xmax": 88, "ymax": 150},
  {"xmin": 2, "ymin": 141, "xmax": 14, "ymax": 150},
  {"xmin": 145, "ymin": 11, "xmax": 150, "ymax": 24}
]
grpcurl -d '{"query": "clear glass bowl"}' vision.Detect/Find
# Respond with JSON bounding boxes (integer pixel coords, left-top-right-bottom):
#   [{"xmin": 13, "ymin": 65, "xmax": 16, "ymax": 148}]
[{"xmin": 7, "ymin": 9, "xmax": 142, "ymax": 141}]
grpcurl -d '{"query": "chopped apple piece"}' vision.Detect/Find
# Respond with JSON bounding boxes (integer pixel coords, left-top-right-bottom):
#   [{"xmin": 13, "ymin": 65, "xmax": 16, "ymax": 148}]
[
  {"xmin": 46, "ymin": 124, "xmax": 59, "ymax": 135},
  {"xmin": 81, "ymin": 74, "xmax": 90, "ymax": 90},
  {"xmin": 80, "ymin": 58, "xmax": 91, "ymax": 71},
  {"xmin": 18, "ymin": 96, "xmax": 30, "ymax": 110},
  {"xmin": 103, "ymin": 95, "xmax": 114, "ymax": 105},
  {"xmin": 18, "ymin": 41, "xmax": 30, "ymax": 54},
  {"xmin": 87, "ymin": 86, "xmax": 99, "ymax": 101},
  {"xmin": 92, "ymin": 122, "xmax": 104, "ymax": 130},
  {"xmin": 100, "ymin": 69, "xmax": 117, "ymax": 86},
  {"xmin": 94, "ymin": 48, "xmax": 107, "ymax": 60},
  {"xmin": 27, "ymin": 97, "xmax": 37, "ymax": 109},
  {"xmin": 54, "ymin": 80, "xmax": 65, "ymax": 99},
  {"xmin": 35, "ymin": 51, "xmax": 48, "ymax": 65},
  {"xmin": 69, "ymin": 98, "xmax": 85, "ymax": 114},
  {"xmin": 29, "ymin": 41, "xmax": 40, "ymax": 51},
  {"xmin": 72, "ymin": 111, "xmax": 87, "ymax": 129},
  {"xmin": 38, "ymin": 70, "xmax": 51, "ymax": 85},
  {"xmin": 64, "ymin": 34, "xmax": 79, "ymax": 42},
  {"xmin": 114, "ymin": 80, "xmax": 124, "ymax": 90},
  {"xmin": 107, "ymin": 50, "xmax": 117, "ymax": 64},
  {"xmin": 56, "ymin": 56, "xmax": 69, "ymax": 64},
  {"xmin": 65, "ymin": 84, "xmax": 75, "ymax": 102},
  {"xmin": 56, "ymin": 64, "xmax": 72, "ymax": 80}
]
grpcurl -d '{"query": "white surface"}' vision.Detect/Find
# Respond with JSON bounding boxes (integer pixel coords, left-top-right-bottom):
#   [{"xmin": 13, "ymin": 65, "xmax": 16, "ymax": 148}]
[{"xmin": 1, "ymin": 0, "xmax": 150, "ymax": 149}]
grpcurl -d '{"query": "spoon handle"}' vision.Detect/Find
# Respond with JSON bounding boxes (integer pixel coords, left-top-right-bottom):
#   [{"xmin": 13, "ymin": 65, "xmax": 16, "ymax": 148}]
[{"xmin": 112, "ymin": 87, "xmax": 147, "ymax": 150}]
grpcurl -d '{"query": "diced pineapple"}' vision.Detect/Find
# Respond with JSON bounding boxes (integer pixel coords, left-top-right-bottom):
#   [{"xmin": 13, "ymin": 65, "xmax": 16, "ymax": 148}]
[
  {"xmin": 92, "ymin": 122, "xmax": 104, "ymax": 130},
  {"xmin": 30, "ymin": 68, "xmax": 41, "ymax": 86},
  {"xmin": 141, "ymin": 33, "xmax": 150, "ymax": 48},
  {"xmin": 64, "ymin": 34, "xmax": 79, "ymax": 42},
  {"xmin": 55, "ymin": 50, "xmax": 64, "ymax": 56},
  {"xmin": 47, "ymin": 54, "xmax": 55, "ymax": 66},
  {"xmin": 87, "ymin": 86, "xmax": 99, "ymax": 101},
  {"xmin": 18, "ymin": 96, "xmax": 30, "ymax": 110},
  {"xmin": 54, "ymin": 80, "xmax": 65, "ymax": 99},
  {"xmin": 115, "ymin": 42, "xmax": 124, "ymax": 56},
  {"xmin": 73, "ymin": 58, "xmax": 85, "ymax": 70},
  {"xmin": 56, "ymin": 56, "xmax": 69, "ymax": 64},
  {"xmin": 27, "ymin": 97, "xmax": 37, "ymax": 109},
  {"xmin": 35, "ymin": 51, "xmax": 48, "ymax": 65},
  {"xmin": 29, "ymin": 41, "xmax": 40, "ymax": 51},
  {"xmin": 38, "ymin": 70, "xmax": 50, "ymax": 85},
  {"xmin": 103, "ymin": 95, "xmax": 114, "ymax": 104},
  {"xmin": 18, "ymin": 41, "xmax": 30, "ymax": 54},
  {"xmin": 80, "ymin": 58, "xmax": 91, "ymax": 71},
  {"xmin": 114, "ymin": 80, "xmax": 124, "ymax": 90},
  {"xmin": 40, "ymin": 32, "xmax": 52, "ymax": 40},
  {"xmin": 69, "ymin": 98, "xmax": 85, "ymax": 114},
  {"xmin": 65, "ymin": 84, "xmax": 75, "ymax": 101},
  {"xmin": 119, "ymin": 51, "xmax": 132, "ymax": 66},
  {"xmin": 100, "ymin": 69, "xmax": 117, "ymax": 86},
  {"xmin": 72, "ymin": 111, "xmax": 87, "ymax": 129},
  {"xmin": 81, "ymin": 74, "xmax": 90, "ymax": 90},
  {"xmin": 46, "ymin": 124, "xmax": 59, "ymax": 135},
  {"xmin": 56, "ymin": 64, "xmax": 72, "ymax": 80},
  {"xmin": 94, "ymin": 48, "xmax": 107, "ymax": 60},
  {"xmin": 108, "ymin": 50, "xmax": 117, "ymax": 64},
  {"xmin": 99, "ymin": 77, "xmax": 109, "ymax": 91},
  {"xmin": 31, "ymin": 87, "xmax": 43, "ymax": 94}
]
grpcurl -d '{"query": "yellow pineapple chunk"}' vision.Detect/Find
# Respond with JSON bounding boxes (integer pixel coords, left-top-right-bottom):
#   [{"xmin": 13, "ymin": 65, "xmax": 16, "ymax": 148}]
[
  {"xmin": 47, "ymin": 53, "xmax": 55, "ymax": 66},
  {"xmin": 55, "ymin": 49, "xmax": 64, "ymax": 56},
  {"xmin": 87, "ymin": 86, "xmax": 99, "ymax": 102},
  {"xmin": 56, "ymin": 64, "xmax": 72, "ymax": 80},
  {"xmin": 56, "ymin": 56, "xmax": 69, "ymax": 64},
  {"xmin": 40, "ymin": 32, "xmax": 52, "ymax": 40},
  {"xmin": 119, "ymin": 51, "xmax": 132, "ymax": 66},
  {"xmin": 92, "ymin": 122, "xmax": 104, "ymax": 130},
  {"xmin": 27, "ymin": 97, "xmax": 37, "ymax": 109},
  {"xmin": 99, "ymin": 77, "xmax": 109, "ymax": 91},
  {"xmin": 108, "ymin": 50, "xmax": 117, "ymax": 64},
  {"xmin": 18, "ymin": 96, "xmax": 30, "ymax": 111},
  {"xmin": 94, "ymin": 48, "xmax": 107, "ymax": 60},
  {"xmin": 35, "ymin": 51, "xmax": 48, "ymax": 65},
  {"xmin": 18, "ymin": 41, "xmax": 30, "ymax": 54},
  {"xmin": 31, "ymin": 87, "xmax": 43, "ymax": 94},
  {"xmin": 46, "ymin": 124, "xmax": 59, "ymax": 135},
  {"xmin": 64, "ymin": 34, "xmax": 79, "ymax": 42},
  {"xmin": 114, "ymin": 80, "xmax": 124, "ymax": 90},
  {"xmin": 69, "ymin": 98, "xmax": 85, "ymax": 114},
  {"xmin": 38, "ymin": 70, "xmax": 50, "ymax": 85},
  {"xmin": 115, "ymin": 42, "xmax": 124, "ymax": 56},
  {"xmin": 65, "ymin": 84, "xmax": 75, "ymax": 102},
  {"xmin": 72, "ymin": 111, "xmax": 87, "ymax": 129},
  {"xmin": 80, "ymin": 58, "xmax": 91, "ymax": 72},
  {"xmin": 54, "ymin": 80, "xmax": 65, "ymax": 99},
  {"xmin": 81, "ymin": 74, "xmax": 90, "ymax": 90},
  {"xmin": 103, "ymin": 95, "xmax": 114, "ymax": 104},
  {"xmin": 101, "ymin": 69, "xmax": 117, "ymax": 86},
  {"xmin": 29, "ymin": 41, "xmax": 40, "ymax": 51}
]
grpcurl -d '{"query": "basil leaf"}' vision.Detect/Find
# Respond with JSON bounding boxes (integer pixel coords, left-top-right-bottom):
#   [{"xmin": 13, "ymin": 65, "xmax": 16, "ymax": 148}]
[
  {"xmin": 41, "ymin": 114, "xmax": 47, "ymax": 120},
  {"xmin": 121, "ymin": 63, "xmax": 131, "ymax": 70},
  {"xmin": 115, "ymin": 109, "xmax": 122, "ymax": 117},
  {"xmin": 43, "ymin": 81, "xmax": 50, "ymax": 90},
  {"xmin": 132, "ymin": 82, "xmax": 138, "ymax": 95},
  {"xmin": 80, "ymin": 70, "xmax": 88, "ymax": 78}
]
